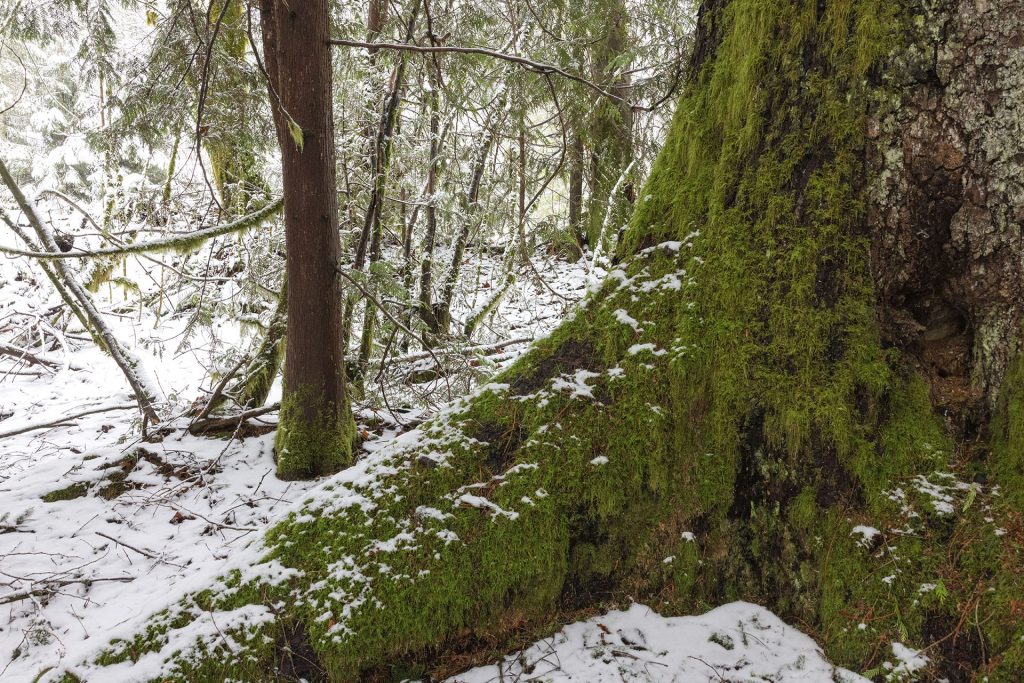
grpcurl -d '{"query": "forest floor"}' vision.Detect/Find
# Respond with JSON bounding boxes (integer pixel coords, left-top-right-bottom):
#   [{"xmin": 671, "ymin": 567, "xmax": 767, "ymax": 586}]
[{"xmin": 0, "ymin": 228, "xmax": 922, "ymax": 681}]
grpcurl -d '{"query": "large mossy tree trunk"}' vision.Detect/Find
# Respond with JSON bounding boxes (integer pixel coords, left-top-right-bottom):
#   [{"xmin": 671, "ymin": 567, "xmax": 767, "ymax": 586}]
[
  {"xmin": 260, "ymin": 0, "xmax": 355, "ymax": 480},
  {"xmin": 73, "ymin": 0, "xmax": 1024, "ymax": 681}
]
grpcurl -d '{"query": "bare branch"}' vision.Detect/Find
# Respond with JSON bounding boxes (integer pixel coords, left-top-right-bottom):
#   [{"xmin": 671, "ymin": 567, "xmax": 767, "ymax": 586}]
[
  {"xmin": 188, "ymin": 402, "xmax": 280, "ymax": 435},
  {"xmin": 0, "ymin": 577, "xmax": 134, "ymax": 606},
  {"xmin": 327, "ymin": 38, "xmax": 624, "ymax": 104},
  {"xmin": 0, "ymin": 341, "xmax": 82, "ymax": 371}
]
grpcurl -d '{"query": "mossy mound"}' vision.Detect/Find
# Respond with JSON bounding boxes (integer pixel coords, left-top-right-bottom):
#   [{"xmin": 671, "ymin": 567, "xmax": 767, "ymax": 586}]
[{"xmin": 62, "ymin": 0, "xmax": 1024, "ymax": 681}]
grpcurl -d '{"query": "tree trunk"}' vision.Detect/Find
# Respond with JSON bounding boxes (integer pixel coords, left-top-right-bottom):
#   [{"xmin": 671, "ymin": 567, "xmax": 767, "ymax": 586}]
[
  {"xmin": 568, "ymin": 134, "xmax": 585, "ymax": 252},
  {"xmin": 260, "ymin": 0, "xmax": 354, "ymax": 480},
  {"xmin": 582, "ymin": 0, "xmax": 634, "ymax": 251},
  {"xmin": 75, "ymin": 1, "xmax": 1024, "ymax": 680},
  {"xmin": 417, "ymin": 72, "xmax": 443, "ymax": 343},
  {"xmin": 350, "ymin": 0, "xmax": 423, "ymax": 380},
  {"xmin": 433, "ymin": 126, "xmax": 497, "ymax": 336}
]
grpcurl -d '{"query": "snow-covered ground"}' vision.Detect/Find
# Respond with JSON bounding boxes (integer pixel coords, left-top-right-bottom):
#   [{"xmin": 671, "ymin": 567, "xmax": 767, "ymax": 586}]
[{"xmin": 442, "ymin": 603, "xmax": 871, "ymax": 683}]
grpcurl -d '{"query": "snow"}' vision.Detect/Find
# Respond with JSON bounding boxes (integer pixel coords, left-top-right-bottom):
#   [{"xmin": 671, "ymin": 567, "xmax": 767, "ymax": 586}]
[
  {"xmin": 627, "ymin": 343, "xmax": 667, "ymax": 356},
  {"xmin": 851, "ymin": 525, "xmax": 880, "ymax": 547},
  {"xmin": 550, "ymin": 369, "xmax": 602, "ymax": 400},
  {"xmin": 614, "ymin": 308, "xmax": 642, "ymax": 331},
  {"xmin": 887, "ymin": 642, "xmax": 928, "ymax": 679},
  {"xmin": 439, "ymin": 603, "xmax": 869, "ymax": 683},
  {"xmin": 456, "ymin": 493, "xmax": 519, "ymax": 520}
]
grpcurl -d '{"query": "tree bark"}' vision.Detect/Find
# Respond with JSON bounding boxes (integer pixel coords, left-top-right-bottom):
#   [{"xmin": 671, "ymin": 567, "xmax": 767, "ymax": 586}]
[
  {"xmin": 433, "ymin": 125, "xmax": 497, "ymax": 336},
  {"xmin": 76, "ymin": 1, "xmax": 1024, "ymax": 680},
  {"xmin": 416, "ymin": 72, "xmax": 443, "ymax": 344},
  {"xmin": 260, "ymin": 0, "xmax": 354, "ymax": 480},
  {"xmin": 582, "ymin": 0, "xmax": 634, "ymax": 251}
]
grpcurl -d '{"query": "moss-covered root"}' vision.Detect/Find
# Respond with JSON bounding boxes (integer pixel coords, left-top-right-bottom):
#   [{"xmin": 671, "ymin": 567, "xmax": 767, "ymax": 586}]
[
  {"xmin": 69, "ymin": 247, "xmax": 1024, "ymax": 682},
  {"xmin": 274, "ymin": 386, "xmax": 355, "ymax": 480}
]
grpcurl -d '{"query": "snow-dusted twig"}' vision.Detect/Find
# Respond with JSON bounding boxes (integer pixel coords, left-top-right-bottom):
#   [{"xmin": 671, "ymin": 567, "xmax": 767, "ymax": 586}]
[
  {"xmin": 188, "ymin": 402, "xmax": 280, "ymax": 435},
  {"xmin": 0, "ymin": 341, "xmax": 82, "ymax": 371},
  {"xmin": 93, "ymin": 531, "xmax": 186, "ymax": 569},
  {"xmin": 384, "ymin": 336, "xmax": 532, "ymax": 366},
  {"xmin": 328, "ymin": 39, "xmax": 624, "ymax": 104}
]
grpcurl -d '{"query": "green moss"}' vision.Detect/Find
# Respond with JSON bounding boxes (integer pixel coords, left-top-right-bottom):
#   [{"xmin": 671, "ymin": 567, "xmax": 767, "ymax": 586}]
[
  {"xmin": 275, "ymin": 384, "xmax": 355, "ymax": 480},
  {"xmin": 41, "ymin": 482, "xmax": 89, "ymax": 502},
  {"xmin": 991, "ymin": 348, "xmax": 1024, "ymax": 507},
  {"xmin": 216, "ymin": 280, "xmax": 287, "ymax": 412}
]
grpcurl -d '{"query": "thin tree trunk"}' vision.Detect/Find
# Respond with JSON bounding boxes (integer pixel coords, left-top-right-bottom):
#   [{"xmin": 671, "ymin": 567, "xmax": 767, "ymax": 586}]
[
  {"xmin": 260, "ymin": 0, "xmax": 353, "ymax": 480},
  {"xmin": 568, "ymin": 135, "xmax": 585, "ymax": 253},
  {"xmin": 343, "ymin": 0, "xmax": 423, "ymax": 358},
  {"xmin": 399, "ymin": 187, "xmax": 420, "ymax": 353},
  {"xmin": 434, "ymin": 127, "xmax": 496, "ymax": 337},
  {"xmin": 583, "ymin": 0, "xmax": 634, "ymax": 249},
  {"xmin": 416, "ymin": 70, "xmax": 442, "ymax": 343},
  {"xmin": 516, "ymin": 128, "xmax": 530, "ymax": 263}
]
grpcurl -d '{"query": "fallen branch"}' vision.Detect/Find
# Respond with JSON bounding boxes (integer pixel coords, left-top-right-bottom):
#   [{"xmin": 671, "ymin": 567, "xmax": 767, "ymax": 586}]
[
  {"xmin": 0, "ymin": 156, "xmax": 163, "ymax": 424},
  {"xmin": 0, "ymin": 576, "xmax": 134, "ymax": 606},
  {"xmin": 0, "ymin": 341, "xmax": 82, "ymax": 371},
  {"xmin": 94, "ymin": 531, "xmax": 164, "ymax": 562},
  {"xmin": 383, "ymin": 336, "xmax": 533, "ymax": 366},
  {"xmin": 0, "ymin": 403, "xmax": 135, "ymax": 439},
  {"xmin": 188, "ymin": 402, "xmax": 281, "ymax": 435}
]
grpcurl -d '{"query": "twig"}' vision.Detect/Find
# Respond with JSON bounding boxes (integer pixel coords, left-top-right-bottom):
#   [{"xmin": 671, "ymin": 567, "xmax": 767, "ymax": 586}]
[
  {"xmin": 0, "ymin": 576, "xmax": 134, "ymax": 606},
  {"xmin": 335, "ymin": 265, "xmax": 452, "ymax": 400},
  {"xmin": 36, "ymin": 189, "xmax": 102, "ymax": 233},
  {"xmin": 94, "ymin": 531, "xmax": 186, "ymax": 568},
  {"xmin": 687, "ymin": 655, "xmax": 725, "ymax": 682},
  {"xmin": 385, "ymin": 336, "xmax": 532, "ymax": 366},
  {"xmin": 0, "ymin": 341, "xmax": 82, "ymax": 371},
  {"xmin": 327, "ymin": 39, "xmax": 623, "ymax": 104},
  {"xmin": 0, "ymin": 44, "xmax": 27, "ymax": 116},
  {"xmin": 192, "ymin": 353, "xmax": 250, "ymax": 422}
]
